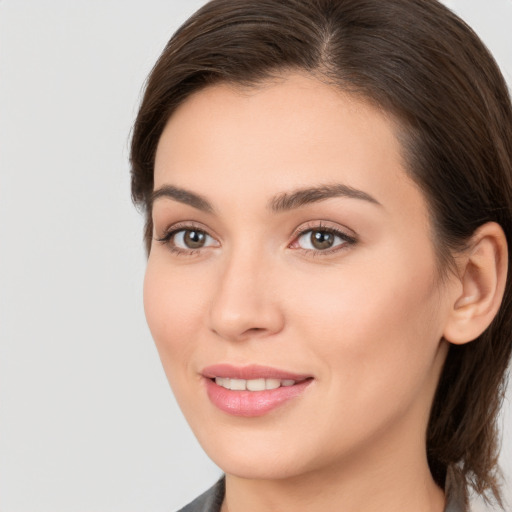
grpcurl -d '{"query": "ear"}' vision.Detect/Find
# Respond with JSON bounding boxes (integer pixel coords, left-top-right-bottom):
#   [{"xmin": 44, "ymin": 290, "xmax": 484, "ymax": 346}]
[{"xmin": 443, "ymin": 222, "xmax": 508, "ymax": 345}]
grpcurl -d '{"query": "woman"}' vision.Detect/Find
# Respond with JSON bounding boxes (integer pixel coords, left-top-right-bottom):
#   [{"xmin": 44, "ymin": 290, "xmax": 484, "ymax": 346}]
[{"xmin": 130, "ymin": 0, "xmax": 512, "ymax": 510}]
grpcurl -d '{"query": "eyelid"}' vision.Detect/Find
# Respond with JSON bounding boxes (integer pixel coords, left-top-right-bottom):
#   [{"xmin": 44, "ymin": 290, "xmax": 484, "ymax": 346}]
[
  {"xmin": 289, "ymin": 221, "xmax": 358, "ymax": 254},
  {"xmin": 155, "ymin": 220, "xmax": 215, "ymax": 239},
  {"xmin": 290, "ymin": 220, "xmax": 356, "ymax": 240},
  {"xmin": 155, "ymin": 221, "xmax": 220, "ymax": 254}
]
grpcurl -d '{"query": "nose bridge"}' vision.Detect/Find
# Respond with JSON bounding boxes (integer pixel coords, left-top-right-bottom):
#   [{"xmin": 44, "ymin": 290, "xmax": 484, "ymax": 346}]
[{"xmin": 208, "ymin": 242, "xmax": 283, "ymax": 341}]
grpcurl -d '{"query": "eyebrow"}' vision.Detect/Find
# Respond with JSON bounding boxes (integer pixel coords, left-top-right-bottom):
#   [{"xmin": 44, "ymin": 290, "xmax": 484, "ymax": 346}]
[
  {"xmin": 269, "ymin": 183, "xmax": 381, "ymax": 212},
  {"xmin": 151, "ymin": 183, "xmax": 381, "ymax": 213},
  {"xmin": 151, "ymin": 185, "xmax": 214, "ymax": 213}
]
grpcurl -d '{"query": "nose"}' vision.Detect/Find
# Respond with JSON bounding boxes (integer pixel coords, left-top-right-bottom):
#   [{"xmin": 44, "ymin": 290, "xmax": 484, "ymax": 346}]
[{"xmin": 208, "ymin": 248, "xmax": 285, "ymax": 342}]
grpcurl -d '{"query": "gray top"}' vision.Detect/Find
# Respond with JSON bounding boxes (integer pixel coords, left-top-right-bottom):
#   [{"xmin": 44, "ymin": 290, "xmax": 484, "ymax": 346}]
[{"xmin": 178, "ymin": 470, "xmax": 466, "ymax": 512}]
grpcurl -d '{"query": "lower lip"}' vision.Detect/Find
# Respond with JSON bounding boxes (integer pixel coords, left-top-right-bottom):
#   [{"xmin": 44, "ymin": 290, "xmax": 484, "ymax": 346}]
[{"xmin": 205, "ymin": 378, "xmax": 313, "ymax": 417}]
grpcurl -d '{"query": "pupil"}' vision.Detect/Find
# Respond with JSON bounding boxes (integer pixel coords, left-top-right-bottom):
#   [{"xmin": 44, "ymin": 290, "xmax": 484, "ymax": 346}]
[
  {"xmin": 311, "ymin": 231, "xmax": 334, "ymax": 250},
  {"xmin": 184, "ymin": 230, "xmax": 205, "ymax": 248}
]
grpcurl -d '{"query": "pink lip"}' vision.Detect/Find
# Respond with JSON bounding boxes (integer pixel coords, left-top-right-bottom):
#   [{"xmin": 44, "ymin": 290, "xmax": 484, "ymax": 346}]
[
  {"xmin": 202, "ymin": 364, "xmax": 313, "ymax": 417},
  {"xmin": 202, "ymin": 364, "xmax": 311, "ymax": 381}
]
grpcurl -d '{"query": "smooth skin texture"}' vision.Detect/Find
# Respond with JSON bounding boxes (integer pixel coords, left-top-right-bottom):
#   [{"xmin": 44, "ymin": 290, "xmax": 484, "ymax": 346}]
[{"xmin": 144, "ymin": 73, "xmax": 507, "ymax": 512}]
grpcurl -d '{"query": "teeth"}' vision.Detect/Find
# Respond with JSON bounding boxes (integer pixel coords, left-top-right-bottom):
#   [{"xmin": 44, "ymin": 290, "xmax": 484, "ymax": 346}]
[
  {"xmin": 265, "ymin": 378, "xmax": 280, "ymax": 390},
  {"xmin": 214, "ymin": 377, "xmax": 297, "ymax": 391},
  {"xmin": 215, "ymin": 377, "xmax": 228, "ymax": 388},
  {"xmin": 246, "ymin": 378, "xmax": 265, "ymax": 391},
  {"xmin": 230, "ymin": 378, "xmax": 246, "ymax": 391}
]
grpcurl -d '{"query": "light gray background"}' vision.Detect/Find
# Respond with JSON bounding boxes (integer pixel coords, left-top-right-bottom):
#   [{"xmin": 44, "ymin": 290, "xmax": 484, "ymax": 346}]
[{"xmin": 0, "ymin": 1, "xmax": 510, "ymax": 511}]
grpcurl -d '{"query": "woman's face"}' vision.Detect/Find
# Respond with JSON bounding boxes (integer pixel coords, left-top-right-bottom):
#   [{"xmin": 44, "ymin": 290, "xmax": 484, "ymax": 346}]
[{"xmin": 145, "ymin": 73, "xmax": 456, "ymax": 480}]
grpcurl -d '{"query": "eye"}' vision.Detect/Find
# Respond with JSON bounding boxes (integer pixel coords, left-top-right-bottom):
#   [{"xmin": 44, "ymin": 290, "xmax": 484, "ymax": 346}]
[
  {"xmin": 156, "ymin": 225, "xmax": 219, "ymax": 254},
  {"xmin": 292, "ymin": 226, "xmax": 356, "ymax": 253},
  {"xmin": 173, "ymin": 229, "xmax": 216, "ymax": 249}
]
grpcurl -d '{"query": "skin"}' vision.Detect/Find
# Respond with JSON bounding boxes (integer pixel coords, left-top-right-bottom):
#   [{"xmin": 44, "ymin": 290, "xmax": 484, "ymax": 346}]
[{"xmin": 145, "ymin": 73, "xmax": 465, "ymax": 512}]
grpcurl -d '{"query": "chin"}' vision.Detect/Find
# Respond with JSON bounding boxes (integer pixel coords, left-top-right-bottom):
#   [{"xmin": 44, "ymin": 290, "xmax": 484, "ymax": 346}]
[
  {"xmin": 193, "ymin": 423, "xmax": 346, "ymax": 483},
  {"xmin": 212, "ymin": 451, "xmax": 308, "ymax": 481}
]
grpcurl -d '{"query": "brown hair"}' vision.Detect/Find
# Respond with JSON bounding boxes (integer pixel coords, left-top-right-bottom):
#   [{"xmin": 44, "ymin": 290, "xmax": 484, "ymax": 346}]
[{"xmin": 130, "ymin": 0, "xmax": 512, "ymax": 504}]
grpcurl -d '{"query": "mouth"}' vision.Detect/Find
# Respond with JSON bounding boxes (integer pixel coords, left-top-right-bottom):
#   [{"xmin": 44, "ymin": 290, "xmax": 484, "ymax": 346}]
[
  {"xmin": 212, "ymin": 376, "xmax": 302, "ymax": 391},
  {"xmin": 201, "ymin": 364, "xmax": 314, "ymax": 417}
]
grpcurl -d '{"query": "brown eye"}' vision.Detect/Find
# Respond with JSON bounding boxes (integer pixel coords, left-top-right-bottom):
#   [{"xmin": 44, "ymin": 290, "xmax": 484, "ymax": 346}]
[
  {"xmin": 170, "ymin": 228, "xmax": 217, "ymax": 250},
  {"xmin": 310, "ymin": 231, "xmax": 335, "ymax": 250},
  {"xmin": 182, "ymin": 230, "xmax": 207, "ymax": 248},
  {"xmin": 295, "ymin": 228, "xmax": 354, "ymax": 252}
]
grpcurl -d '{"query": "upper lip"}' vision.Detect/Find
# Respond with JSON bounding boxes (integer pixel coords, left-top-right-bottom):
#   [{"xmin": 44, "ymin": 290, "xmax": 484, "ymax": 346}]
[{"xmin": 201, "ymin": 364, "xmax": 312, "ymax": 381}]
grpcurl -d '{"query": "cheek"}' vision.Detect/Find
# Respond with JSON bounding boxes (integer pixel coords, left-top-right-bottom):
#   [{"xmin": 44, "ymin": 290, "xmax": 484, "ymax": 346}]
[
  {"xmin": 290, "ymin": 248, "xmax": 445, "ymax": 408},
  {"xmin": 143, "ymin": 258, "xmax": 208, "ymax": 380}
]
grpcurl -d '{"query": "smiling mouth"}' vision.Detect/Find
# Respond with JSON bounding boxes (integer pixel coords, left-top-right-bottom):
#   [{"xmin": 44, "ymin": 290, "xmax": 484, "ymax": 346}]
[
  {"xmin": 212, "ymin": 377, "xmax": 308, "ymax": 391},
  {"xmin": 203, "ymin": 366, "xmax": 314, "ymax": 416}
]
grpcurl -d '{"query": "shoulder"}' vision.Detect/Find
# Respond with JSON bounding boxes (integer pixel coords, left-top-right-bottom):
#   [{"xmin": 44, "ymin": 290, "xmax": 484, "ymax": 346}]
[
  {"xmin": 177, "ymin": 477, "xmax": 225, "ymax": 512},
  {"xmin": 444, "ymin": 467, "xmax": 468, "ymax": 512}
]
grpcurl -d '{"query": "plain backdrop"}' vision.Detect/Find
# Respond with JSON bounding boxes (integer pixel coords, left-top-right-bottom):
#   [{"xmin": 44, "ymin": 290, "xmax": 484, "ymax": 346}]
[{"xmin": 0, "ymin": 1, "xmax": 510, "ymax": 511}]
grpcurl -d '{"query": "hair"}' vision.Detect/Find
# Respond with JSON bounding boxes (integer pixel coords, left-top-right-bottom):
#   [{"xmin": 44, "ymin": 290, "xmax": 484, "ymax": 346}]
[{"xmin": 130, "ymin": 0, "xmax": 512, "ymax": 505}]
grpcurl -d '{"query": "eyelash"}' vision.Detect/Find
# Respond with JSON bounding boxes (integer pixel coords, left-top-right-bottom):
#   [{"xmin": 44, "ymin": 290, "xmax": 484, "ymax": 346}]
[
  {"xmin": 155, "ymin": 222, "xmax": 357, "ymax": 257},
  {"xmin": 155, "ymin": 222, "xmax": 214, "ymax": 256},
  {"xmin": 290, "ymin": 222, "xmax": 357, "ymax": 256}
]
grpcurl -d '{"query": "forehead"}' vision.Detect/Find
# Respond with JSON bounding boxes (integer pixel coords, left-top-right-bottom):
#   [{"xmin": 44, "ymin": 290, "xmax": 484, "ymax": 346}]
[{"xmin": 154, "ymin": 73, "xmax": 427, "ymax": 225}]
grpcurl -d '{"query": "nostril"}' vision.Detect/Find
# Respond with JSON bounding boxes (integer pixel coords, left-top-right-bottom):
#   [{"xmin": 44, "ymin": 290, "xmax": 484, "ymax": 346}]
[{"xmin": 208, "ymin": 289, "xmax": 285, "ymax": 341}]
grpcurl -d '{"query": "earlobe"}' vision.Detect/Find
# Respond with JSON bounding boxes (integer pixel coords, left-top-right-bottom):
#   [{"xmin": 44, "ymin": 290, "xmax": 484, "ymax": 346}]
[{"xmin": 443, "ymin": 222, "xmax": 508, "ymax": 345}]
